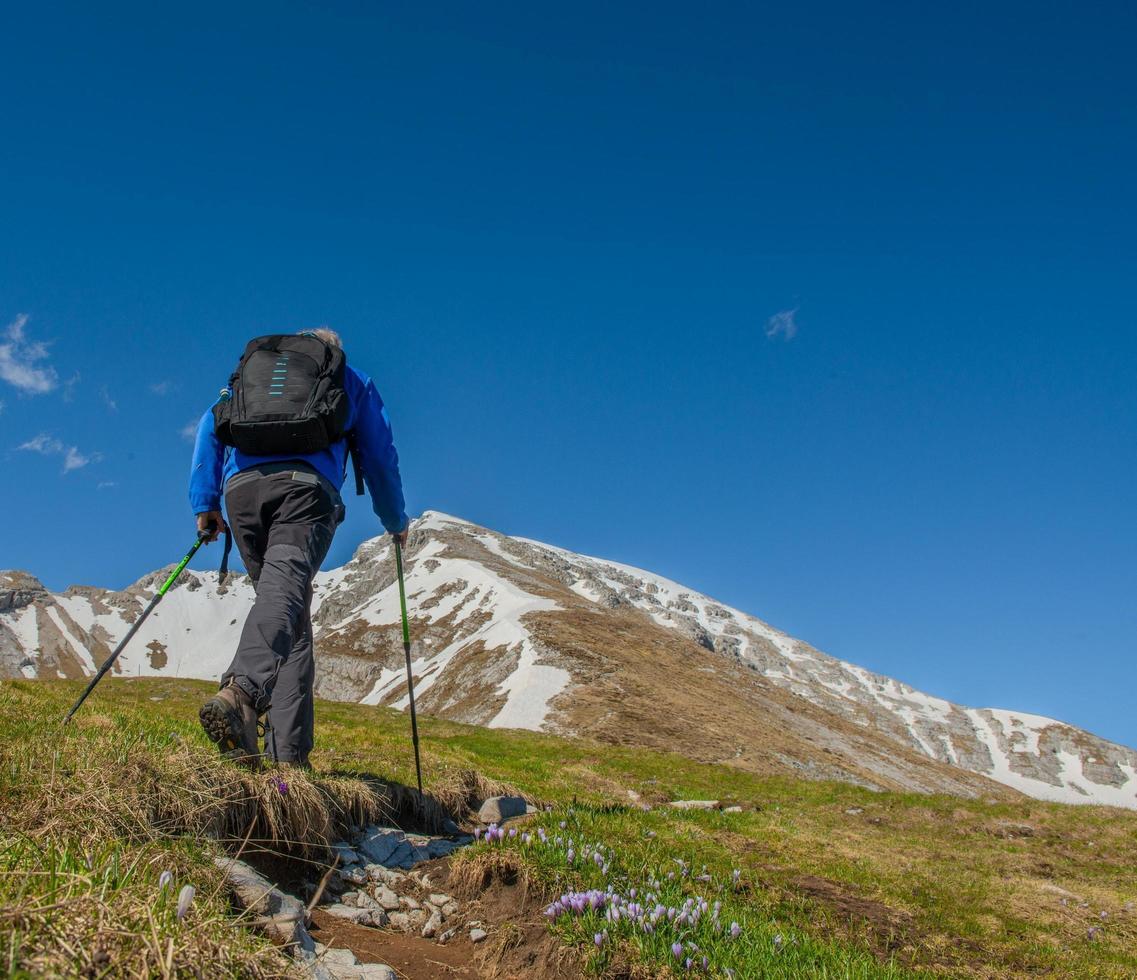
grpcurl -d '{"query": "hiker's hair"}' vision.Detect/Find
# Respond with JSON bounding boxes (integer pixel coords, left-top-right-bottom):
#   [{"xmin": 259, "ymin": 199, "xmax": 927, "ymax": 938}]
[{"xmin": 302, "ymin": 326, "xmax": 342, "ymax": 349}]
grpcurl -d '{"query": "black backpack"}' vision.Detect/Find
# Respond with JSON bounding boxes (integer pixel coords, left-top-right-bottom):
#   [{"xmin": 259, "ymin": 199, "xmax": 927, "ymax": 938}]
[{"xmin": 213, "ymin": 334, "xmax": 351, "ymax": 456}]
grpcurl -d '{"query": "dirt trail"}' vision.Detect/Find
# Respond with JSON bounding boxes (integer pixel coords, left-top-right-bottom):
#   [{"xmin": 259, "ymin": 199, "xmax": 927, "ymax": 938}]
[{"xmin": 309, "ymin": 855, "xmax": 580, "ymax": 980}]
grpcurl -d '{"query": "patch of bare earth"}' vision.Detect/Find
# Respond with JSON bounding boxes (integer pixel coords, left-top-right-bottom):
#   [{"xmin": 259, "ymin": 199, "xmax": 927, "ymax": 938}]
[{"xmin": 311, "ymin": 855, "xmax": 581, "ymax": 980}]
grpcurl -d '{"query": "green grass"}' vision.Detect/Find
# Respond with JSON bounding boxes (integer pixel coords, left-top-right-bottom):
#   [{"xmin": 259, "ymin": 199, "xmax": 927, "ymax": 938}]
[{"xmin": 2, "ymin": 677, "xmax": 1135, "ymax": 978}]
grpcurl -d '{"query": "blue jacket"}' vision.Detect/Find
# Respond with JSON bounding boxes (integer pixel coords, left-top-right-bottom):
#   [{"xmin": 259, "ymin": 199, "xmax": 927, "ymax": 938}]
[{"xmin": 188, "ymin": 363, "xmax": 408, "ymax": 533}]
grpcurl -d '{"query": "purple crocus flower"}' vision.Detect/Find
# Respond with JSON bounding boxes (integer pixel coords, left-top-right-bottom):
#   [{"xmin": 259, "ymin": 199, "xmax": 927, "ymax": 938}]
[
  {"xmin": 157, "ymin": 870, "xmax": 173, "ymax": 891},
  {"xmin": 566, "ymin": 848, "xmax": 575, "ymax": 864},
  {"xmin": 594, "ymin": 932, "xmax": 604, "ymax": 947},
  {"xmin": 671, "ymin": 942, "xmax": 684, "ymax": 958},
  {"xmin": 730, "ymin": 921, "xmax": 741, "ymax": 939},
  {"xmin": 474, "ymin": 828, "xmax": 483, "ymax": 840},
  {"xmin": 176, "ymin": 884, "xmax": 195, "ymax": 920}
]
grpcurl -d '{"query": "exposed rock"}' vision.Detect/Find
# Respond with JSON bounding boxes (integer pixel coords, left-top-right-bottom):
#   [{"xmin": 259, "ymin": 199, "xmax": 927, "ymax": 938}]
[
  {"xmin": 322, "ymin": 904, "xmax": 374, "ymax": 926},
  {"xmin": 333, "ymin": 843, "xmax": 362, "ymax": 866},
  {"xmin": 421, "ymin": 910, "xmax": 442, "ymax": 938},
  {"xmin": 357, "ymin": 827, "xmax": 406, "ymax": 866},
  {"xmin": 213, "ymin": 857, "xmax": 314, "ymax": 952},
  {"xmin": 668, "ymin": 800, "xmax": 721, "ymax": 810},
  {"xmin": 375, "ymin": 886, "xmax": 401, "ymax": 911},
  {"xmin": 470, "ymin": 927, "xmax": 488, "ymax": 943},
  {"xmin": 477, "ymin": 795, "xmax": 528, "ymax": 824}
]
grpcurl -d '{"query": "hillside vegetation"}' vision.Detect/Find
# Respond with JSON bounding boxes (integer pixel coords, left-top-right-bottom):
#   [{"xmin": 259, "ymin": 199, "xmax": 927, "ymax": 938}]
[{"xmin": 1, "ymin": 678, "xmax": 1134, "ymax": 978}]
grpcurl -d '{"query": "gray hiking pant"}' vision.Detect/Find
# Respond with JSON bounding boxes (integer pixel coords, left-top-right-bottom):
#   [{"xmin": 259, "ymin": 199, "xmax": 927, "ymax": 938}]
[{"xmin": 221, "ymin": 463, "xmax": 342, "ymax": 764}]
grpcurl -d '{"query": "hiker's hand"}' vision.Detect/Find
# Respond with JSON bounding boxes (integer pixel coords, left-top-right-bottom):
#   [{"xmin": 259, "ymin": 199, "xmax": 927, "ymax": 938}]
[
  {"xmin": 392, "ymin": 526, "xmax": 409, "ymax": 548},
  {"xmin": 196, "ymin": 511, "xmax": 227, "ymax": 543}
]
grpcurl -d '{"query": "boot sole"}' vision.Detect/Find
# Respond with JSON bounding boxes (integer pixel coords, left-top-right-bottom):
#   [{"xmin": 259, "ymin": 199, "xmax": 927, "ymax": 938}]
[{"xmin": 199, "ymin": 699, "xmax": 250, "ymax": 756}]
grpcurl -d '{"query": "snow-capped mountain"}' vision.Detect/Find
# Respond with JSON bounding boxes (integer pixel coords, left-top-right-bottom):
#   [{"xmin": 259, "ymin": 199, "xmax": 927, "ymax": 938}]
[{"xmin": 3, "ymin": 511, "xmax": 1133, "ymax": 808}]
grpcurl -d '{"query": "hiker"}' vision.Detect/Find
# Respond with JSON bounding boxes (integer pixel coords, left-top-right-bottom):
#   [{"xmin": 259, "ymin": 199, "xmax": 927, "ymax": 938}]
[{"xmin": 188, "ymin": 328, "xmax": 408, "ymax": 768}]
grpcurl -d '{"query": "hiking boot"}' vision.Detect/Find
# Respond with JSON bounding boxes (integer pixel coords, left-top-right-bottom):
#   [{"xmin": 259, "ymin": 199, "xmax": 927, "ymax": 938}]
[{"xmin": 199, "ymin": 682, "xmax": 261, "ymax": 766}]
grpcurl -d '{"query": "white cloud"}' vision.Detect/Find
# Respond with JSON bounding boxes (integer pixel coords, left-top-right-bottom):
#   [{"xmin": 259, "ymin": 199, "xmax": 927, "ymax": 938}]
[
  {"xmin": 17, "ymin": 432, "xmax": 101, "ymax": 474},
  {"xmin": 0, "ymin": 315, "xmax": 59, "ymax": 394},
  {"xmin": 63, "ymin": 446, "xmax": 97, "ymax": 472},
  {"xmin": 150, "ymin": 380, "xmax": 174, "ymax": 396},
  {"xmin": 180, "ymin": 419, "xmax": 200, "ymax": 442},
  {"xmin": 97, "ymin": 481, "xmax": 118, "ymax": 490},
  {"xmin": 101, "ymin": 386, "xmax": 118, "ymax": 412},
  {"xmin": 18, "ymin": 433, "xmax": 64, "ymax": 455},
  {"xmin": 765, "ymin": 307, "xmax": 799, "ymax": 341}
]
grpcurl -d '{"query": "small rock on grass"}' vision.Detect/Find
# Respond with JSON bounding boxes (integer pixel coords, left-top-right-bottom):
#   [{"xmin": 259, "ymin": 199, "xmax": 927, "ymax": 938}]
[
  {"xmin": 667, "ymin": 800, "xmax": 720, "ymax": 810},
  {"xmin": 469, "ymin": 927, "xmax": 488, "ymax": 943},
  {"xmin": 477, "ymin": 795, "xmax": 528, "ymax": 824},
  {"xmin": 723, "ymin": 805, "xmax": 744, "ymax": 813}
]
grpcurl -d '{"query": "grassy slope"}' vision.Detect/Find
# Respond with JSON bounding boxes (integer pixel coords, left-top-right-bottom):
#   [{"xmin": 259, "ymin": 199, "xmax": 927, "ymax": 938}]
[{"xmin": 1, "ymin": 678, "xmax": 1134, "ymax": 978}]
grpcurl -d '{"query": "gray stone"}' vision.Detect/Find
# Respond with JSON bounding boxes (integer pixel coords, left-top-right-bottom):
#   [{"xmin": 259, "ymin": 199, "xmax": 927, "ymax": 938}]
[
  {"xmin": 358, "ymin": 827, "xmax": 407, "ymax": 866},
  {"xmin": 421, "ymin": 910, "xmax": 442, "ymax": 938},
  {"xmin": 322, "ymin": 904, "xmax": 373, "ymax": 925},
  {"xmin": 723, "ymin": 805, "xmax": 744, "ymax": 813},
  {"xmin": 321, "ymin": 948, "xmax": 359, "ymax": 968},
  {"xmin": 365, "ymin": 865, "xmax": 406, "ymax": 887},
  {"xmin": 407, "ymin": 909, "xmax": 427, "ymax": 928},
  {"xmin": 339, "ymin": 866, "xmax": 368, "ymax": 886},
  {"xmin": 339, "ymin": 890, "xmax": 360, "ymax": 907},
  {"xmin": 213, "ymin": 857, "xmax": 314, "ymax": 953},
  {"xmin": 375, "ymin": 886, "xmax": 401, "ymax": 911},
  {"xmin": 333, "ymin": 843, "xmax": 362, "ymax": 866},
  {"xmin": 477, "ymin": 795, "xmax": 528, "ymax": 824},
  {"xmin": 438, "ymin": 927, "xmax": 458, "ymax": 944},
  {"xmin": 387, "ymin": 912, "xmax": 411, "ymax": 932},
  {"xmin": 399, "ymin": 895, "xmax": 421, "ymax": 910},
  {"xmin": 667, "ymin": 799, "xmax": 721, "ymax": 810},
  {"xmin": 469, "ymin": 927, "xmax": 488, "ymax": 943},
  {"xmin": 428, "ymin": 893, "xmax": 453, "ymax": 907},
  {"xmin": 442, "ymin": 900, "xmax": 460, "ymax": 917},
  {"xmin": 427, "ymin": 839, "xmax": 461, "ymax": 859},
  {"xmin": 357, "ymin": 967, "xmax": 397, "ymax": 980}
]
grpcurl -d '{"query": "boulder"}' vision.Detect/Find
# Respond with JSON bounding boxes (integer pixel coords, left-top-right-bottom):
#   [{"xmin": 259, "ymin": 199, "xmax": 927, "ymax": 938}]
[{"xmin": 477, "ymin": 795, "xmax": 528, "ymax": 824}]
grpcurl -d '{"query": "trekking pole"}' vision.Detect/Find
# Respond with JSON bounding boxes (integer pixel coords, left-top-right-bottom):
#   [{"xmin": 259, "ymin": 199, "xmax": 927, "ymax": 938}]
[
  {"xmin": 63, "ymin": 528, "xmax": 214, "ymax": 725},
  {"xmin": 393, "ymin": 536, "xmax": 424, "ymax": 795}
]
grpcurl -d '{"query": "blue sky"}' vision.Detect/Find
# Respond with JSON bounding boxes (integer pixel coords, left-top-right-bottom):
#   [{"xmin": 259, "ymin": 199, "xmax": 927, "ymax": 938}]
[{"xmin": 2, "ymin": 2, "xmax": 1134, "ymax": 747}]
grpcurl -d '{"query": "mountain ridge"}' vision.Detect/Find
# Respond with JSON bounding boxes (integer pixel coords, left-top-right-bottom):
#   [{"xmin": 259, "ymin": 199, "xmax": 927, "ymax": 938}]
[{"xmin": 2, "ymin": 510, "xmax": 1133, "ymax": 808}]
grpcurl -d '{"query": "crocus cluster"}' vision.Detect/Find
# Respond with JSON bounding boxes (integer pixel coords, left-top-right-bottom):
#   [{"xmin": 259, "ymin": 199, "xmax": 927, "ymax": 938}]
[{"xmin": 477, "ymin": 810, "xmax": 754, "ymax": 974}]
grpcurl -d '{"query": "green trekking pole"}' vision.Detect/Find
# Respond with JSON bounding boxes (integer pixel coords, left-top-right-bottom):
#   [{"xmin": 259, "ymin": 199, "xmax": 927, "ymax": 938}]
[
  {"xmin": 394, "ymin": 536, "xmax": 424, "ymax": 795},
  {"xmin": 63, "ymin": 529, "xmax": 214, "ymax": 725}
]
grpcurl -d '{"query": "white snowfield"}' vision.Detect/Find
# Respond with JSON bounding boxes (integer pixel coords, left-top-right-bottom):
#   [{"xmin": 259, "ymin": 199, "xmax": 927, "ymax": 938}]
[{"xmin": 2, "ymin": 510, "xmax": 1133, "ymax": 809}]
